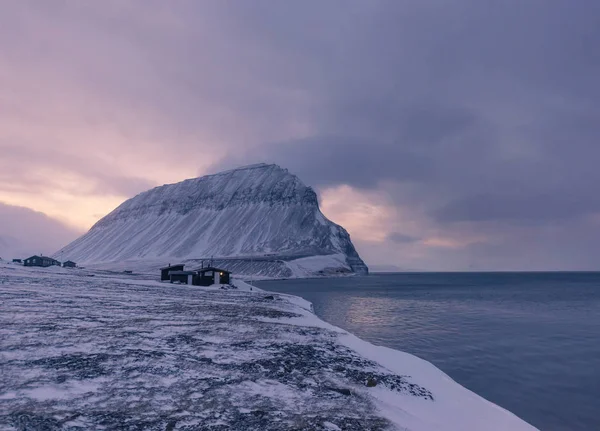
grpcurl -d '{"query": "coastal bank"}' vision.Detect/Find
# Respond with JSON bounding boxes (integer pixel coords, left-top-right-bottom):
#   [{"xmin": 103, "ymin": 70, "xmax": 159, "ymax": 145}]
[{"xmin": 1, "ymin": 263, "xmax": 535, "ymax": 430}]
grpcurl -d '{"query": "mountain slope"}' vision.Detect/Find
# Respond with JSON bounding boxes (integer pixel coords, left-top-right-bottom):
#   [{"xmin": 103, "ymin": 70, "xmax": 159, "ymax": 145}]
[{"xmin": 57, "ymin": 164, "xmax": 368, "ymax": 276}]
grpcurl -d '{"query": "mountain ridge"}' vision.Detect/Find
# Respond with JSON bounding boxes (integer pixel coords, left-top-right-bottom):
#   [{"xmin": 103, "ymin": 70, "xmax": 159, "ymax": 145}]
[{"xmin": 57, "ymin": 163, "xmax": 368, "ymax": 277}]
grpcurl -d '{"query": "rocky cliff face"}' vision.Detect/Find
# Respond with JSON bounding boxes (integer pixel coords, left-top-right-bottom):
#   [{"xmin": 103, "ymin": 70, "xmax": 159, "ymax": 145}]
[{"xmin": 57, "ymin": 164, "xmax": 368, "ymax": 276}]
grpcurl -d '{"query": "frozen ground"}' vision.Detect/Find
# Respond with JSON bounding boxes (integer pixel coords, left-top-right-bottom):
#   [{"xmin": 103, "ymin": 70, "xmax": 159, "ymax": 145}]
[
  {"xmin": 79, "ymin": 253, "xmax": 357, "ymax": 280},
  {"xmin": 0, "ymin": 263, "xmax": 536, "ymax": 430}
]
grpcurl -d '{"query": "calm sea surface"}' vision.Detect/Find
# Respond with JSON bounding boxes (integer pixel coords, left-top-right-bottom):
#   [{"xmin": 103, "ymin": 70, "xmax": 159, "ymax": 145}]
[{"xmin": 257, "ymin": 272, "xmax": 600, "ymax": 431}]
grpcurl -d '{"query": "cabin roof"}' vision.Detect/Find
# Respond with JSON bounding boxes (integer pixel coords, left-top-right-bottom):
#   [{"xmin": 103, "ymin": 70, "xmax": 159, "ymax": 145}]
[
  {"xmin": 26, "ymin": 255, "xmax": 58, "ymax": 261},
  {"xmin": 195, "ymin": 266, "xmax": 230, "ymax": 274},
  {"xmin": 160, "ymin": 264, "xmax": 185, "ymax": 270},
  {"xmin": 169, "ymin": 270, "xmax": 195, "ymax": 275}
]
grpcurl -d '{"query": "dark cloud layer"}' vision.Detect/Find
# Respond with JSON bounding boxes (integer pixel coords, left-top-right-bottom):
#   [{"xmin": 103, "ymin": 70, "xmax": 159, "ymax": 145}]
[
  {"xmin": 1, "ymin": 0, "xmax": 599, "ymax": 269},
  {"xmin": 209, "ymin": 0, "xmax": 600, "ymax": 269}
]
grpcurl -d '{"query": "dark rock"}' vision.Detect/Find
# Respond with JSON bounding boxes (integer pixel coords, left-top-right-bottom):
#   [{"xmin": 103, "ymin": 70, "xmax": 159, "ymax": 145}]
[
  {"xmin": 263, "ymin": 295, "xmax": 275, "ymax": 300},
  {"xmin": 326, "ymin": 386, "xmax": 352, "ymax": 396},
  {"xmin": 366, "ymin": 378, "xmax": 378, "ymax": 387}
]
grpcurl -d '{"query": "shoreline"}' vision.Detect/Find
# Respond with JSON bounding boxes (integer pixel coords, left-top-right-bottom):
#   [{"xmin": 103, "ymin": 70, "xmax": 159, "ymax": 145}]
[
  {"xmin": 236, "ymin": 279, "xmax": 537, "ymax": 431},
  {"xmin": 2, "ymin": 264, "xmax": 536, "ymax": 430}
]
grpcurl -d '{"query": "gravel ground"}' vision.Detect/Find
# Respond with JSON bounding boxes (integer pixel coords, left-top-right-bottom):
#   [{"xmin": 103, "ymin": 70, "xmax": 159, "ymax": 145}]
[{"xmin": 1, "ymin": 265, "xmax": 432, "ymax": 430}]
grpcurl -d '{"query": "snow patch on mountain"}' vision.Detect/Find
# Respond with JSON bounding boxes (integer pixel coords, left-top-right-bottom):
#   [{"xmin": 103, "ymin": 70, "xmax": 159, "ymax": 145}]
[{"xmin": 284, "ymin": 254, "xmax": 351, "ymax": 277}]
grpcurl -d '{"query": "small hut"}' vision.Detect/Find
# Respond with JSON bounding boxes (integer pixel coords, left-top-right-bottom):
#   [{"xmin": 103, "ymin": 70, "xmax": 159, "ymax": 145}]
[
  {"xmin": 63, "ymin": 260, "xmax": 77, "ymax": 268},
  {"xmin": 194, "ymin": 267, "xmax": 230, "ymax": 286},
  {"xmin": 24, "ymin": 255, "xmax": 61, "ymax": 267},
  {"xmin": 160, "ymin": 264, "xmax": 185, "ymax": 281}
]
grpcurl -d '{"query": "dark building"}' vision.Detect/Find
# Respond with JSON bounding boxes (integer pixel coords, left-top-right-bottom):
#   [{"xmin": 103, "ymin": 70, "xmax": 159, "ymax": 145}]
[
  {"xmin": 12, "ymin": 259, "xmax": 22, "ymax": 263},
  {"xmin": 24, "ymin": 255, "xmax": 61, "ymax": 267},
  {"xmin": 160, "ymin": 264, "xmax": 185, "ymax": 281},
  {"xmin": 194, "ymin": 267, "xmax": 231, "ymax": 286},
  {"xmin": 169, "ymin": 270, "xmax": 195, "ymax": 284},
  {"xmin": 162, "ymin": 263, "xmax": 232, "ymax": 286},
  {"xmin": 63, "ymin": 260, "xmax": 77, "ymax": 268}
]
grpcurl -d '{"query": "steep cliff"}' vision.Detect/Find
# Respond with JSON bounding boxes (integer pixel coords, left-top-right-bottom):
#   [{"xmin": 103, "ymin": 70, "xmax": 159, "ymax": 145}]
[{"xmin": 57, "ymin": 164, "xmax": 368, "ymax": 277}]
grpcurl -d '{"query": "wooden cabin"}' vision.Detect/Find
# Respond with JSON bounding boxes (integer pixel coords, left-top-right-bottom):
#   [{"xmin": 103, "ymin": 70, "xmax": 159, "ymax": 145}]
[
  {"xmin": 162, "ymin": 263, "xmax": 232, "ymax": 286},
  {"xmin": 194, "ymin": 267, "xmax": 231, "ymax": 286},
  {"xmin": 160, "ymin": 264, "xmax": 185, "ymax": 281},
  {"xmin": 63, "ymin": 260, "xmax": 77, "ymax": 268},
  {"xmin": 169, "ymin": 270, "xmax": 195, "ymax": 284},
  {"xmin": 24, "ymin": 255, "xmax": 61, "ymax": 267}
]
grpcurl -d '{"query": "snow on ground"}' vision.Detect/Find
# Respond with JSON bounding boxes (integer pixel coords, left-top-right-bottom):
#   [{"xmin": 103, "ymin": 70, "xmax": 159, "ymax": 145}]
[
  {"xmin": 231, "ymin": 279, "xmax": 264, "ymax": 293},
  {"xmin": 76, "ymin": 255, "xmax": 360, "ymax": 282},
  {"xmin": 0, "ymin": 263, "xmax": 536, "ymax": 430}
]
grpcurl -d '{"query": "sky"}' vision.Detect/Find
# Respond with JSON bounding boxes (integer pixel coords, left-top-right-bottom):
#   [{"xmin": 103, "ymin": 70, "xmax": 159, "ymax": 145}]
[{"xmin": 1, "ymin": 0, "xmax": 599, "ymax": 270}]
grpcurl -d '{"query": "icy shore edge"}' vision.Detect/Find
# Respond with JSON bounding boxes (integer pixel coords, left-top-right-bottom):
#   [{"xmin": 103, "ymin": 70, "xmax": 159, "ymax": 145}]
[
  {"xmin": 236, "ymin": 279, "xmax": 537, "ymax": 431},
  {"xmin": 1, "ymin": 263, "xmax": 536, "ymax": 430}
]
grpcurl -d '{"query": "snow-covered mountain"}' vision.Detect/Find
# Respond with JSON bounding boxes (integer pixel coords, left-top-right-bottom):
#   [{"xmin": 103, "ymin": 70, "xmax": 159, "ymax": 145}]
[{"xmin": 57, "ymin": 163, "xmax": 368, "ymax": 277}]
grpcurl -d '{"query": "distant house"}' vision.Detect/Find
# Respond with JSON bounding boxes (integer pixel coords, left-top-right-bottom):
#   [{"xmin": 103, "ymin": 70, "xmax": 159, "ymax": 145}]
[
  {"xmin": 12, "ymin": 259, "xmax": 22, "ymax": 263},
  {"xmin": 63, "ymin": 260, "xmax": 77, "ymax": 268},
  {"xmin": 24, "ymin": 255, "xmax": 61, "ymax": 267},
  {"xmin": 160, "ymin": 264, "xmax": 185, "ymax": 281},
  {"xmin": 193, "ymin": 267, "xmax": 231, "ymax": 286}
]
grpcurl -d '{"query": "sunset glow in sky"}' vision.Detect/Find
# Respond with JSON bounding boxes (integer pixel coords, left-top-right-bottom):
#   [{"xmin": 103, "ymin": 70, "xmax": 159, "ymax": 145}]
[{"xmin": 2, "ymin": 1, "xmax": 600, "ymax": 270}]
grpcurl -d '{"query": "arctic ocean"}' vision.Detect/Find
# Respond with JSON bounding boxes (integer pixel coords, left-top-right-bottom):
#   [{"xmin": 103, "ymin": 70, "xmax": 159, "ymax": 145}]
[{"xmin": 258, "ymin": 272, "xmax": 600, "ymax": 431}]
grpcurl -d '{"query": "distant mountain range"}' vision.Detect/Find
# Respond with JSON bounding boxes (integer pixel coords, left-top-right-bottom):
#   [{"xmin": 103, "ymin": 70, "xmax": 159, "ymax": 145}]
[
  {"xmin": 57, "ymin": 164, "xmax": 368, "ymax": 277},
  {"xmin": 0, "ymin": 203, "xmax": 80, "ymax": 260},
  {"xmin": 369, "ymin": 264, "xmax": 409, "ymax": 273}
]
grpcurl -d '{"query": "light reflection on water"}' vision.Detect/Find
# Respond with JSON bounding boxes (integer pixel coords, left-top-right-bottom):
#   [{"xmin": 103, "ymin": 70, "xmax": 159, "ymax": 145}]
[{"xmin": 257, "ymin": 272, "xmax": 600, "ymax": 431}]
